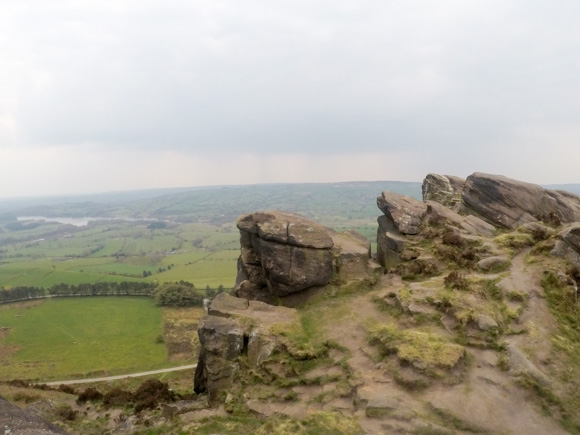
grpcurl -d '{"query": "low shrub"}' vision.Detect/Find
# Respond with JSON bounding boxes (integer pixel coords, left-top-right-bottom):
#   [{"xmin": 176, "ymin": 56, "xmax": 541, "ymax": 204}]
[{"xmin": 76, "ymin": 387, "xmax": 103, "ymax": 404}]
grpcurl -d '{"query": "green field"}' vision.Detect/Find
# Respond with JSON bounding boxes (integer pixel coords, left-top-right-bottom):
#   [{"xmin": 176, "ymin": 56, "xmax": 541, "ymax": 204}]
[
  {"xmin": 0, "ymin": 298, "xmax": 168, "ymax": 381},
  {"xmin": 0, "ymin": 220, "xmax": 239, "ymax": 289},
  {"xmin": 0, "ymin": 182, "xmax": 423, "ymax": 290}
]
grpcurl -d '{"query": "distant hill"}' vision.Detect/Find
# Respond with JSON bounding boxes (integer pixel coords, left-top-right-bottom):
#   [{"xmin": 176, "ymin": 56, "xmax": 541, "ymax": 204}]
[{"xmin": 0, "ymin": 181, "xmax": 422, "ymax": 225}]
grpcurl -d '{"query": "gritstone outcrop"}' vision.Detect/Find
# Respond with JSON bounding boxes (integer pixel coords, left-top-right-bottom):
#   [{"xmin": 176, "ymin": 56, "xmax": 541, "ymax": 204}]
[
  {"xmin": 234, "ymin": 210, "xmax": 379, "ymax": 303},
  {"xmin": 423, "ymin": 172, "xmax": 580, "ymax": 229}
]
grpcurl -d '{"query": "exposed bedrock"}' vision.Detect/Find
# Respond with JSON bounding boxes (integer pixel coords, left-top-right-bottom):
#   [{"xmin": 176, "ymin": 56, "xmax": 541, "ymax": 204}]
[
  {"xmin": 234, "ymin": 211, "xmax": 379, "ymax": 303},
  {"xmin": 0, "ymin": 395, "xmax": 68, "ymax": 434},
  {"xmin": 422, "ymin": 173, "xmax": 465, "ymax": 209},
  {"xmin": 377, "ymin": 191, "xmax": 495, "ymax": 269},
  {"xmin": 376, "ymin": 191, "xmax": 427, "ymax": 235},
  {"xmin": 194, "ymin": 293, "xmax": 298, "ymax": 403},
  {"xmin": 424, "ymin": 172, "xmax": 580, "ymax": 229},
  {"xmin": 552, "ymin": 224, "xmax": 580, "ymax": 267}
]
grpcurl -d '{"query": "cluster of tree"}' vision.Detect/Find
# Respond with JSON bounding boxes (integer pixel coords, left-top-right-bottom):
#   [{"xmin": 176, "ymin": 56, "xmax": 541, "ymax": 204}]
[
  {"xmin": 153, "ymin": 282, "xmax": 202, "ymax": 307},
  {"xmin": 157, "ymin": 264, "xmax": 174, "ymax": 274},
  {"xmin": 0, "ymin": 285, "xmax": 45, "ymax": 303},
  {"xmin": 0, "ymin": 281, "xmax": 157, "ymax": 303},
  {"xmin": 0, "ymin": 280, "xmax": 232, "ymax": 306},
  {"xmin": 153, "ymin": 281, "xmax": 232, "ymax": 307},
  {"xmin": 49, "ymin": 281, "xmax": 156, "ymax": 297}
]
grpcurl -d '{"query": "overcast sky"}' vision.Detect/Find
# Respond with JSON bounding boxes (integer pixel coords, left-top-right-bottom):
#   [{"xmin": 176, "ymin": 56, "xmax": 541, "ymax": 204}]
[{"xmin": 1, "ymin": 1, "xmax": 579, "ymax": 197}]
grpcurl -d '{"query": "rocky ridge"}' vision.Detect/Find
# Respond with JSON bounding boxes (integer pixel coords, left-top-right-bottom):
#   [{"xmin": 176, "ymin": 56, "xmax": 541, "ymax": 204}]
[{"xmin": 191, "ymin": 172, "xmax": 580, "ymax": 434}]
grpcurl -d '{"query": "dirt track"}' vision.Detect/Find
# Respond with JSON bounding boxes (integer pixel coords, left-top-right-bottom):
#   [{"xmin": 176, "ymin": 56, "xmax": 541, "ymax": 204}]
[{"xmin": 42, "ymin": 364, "xmax": 197, "ymax": 386}]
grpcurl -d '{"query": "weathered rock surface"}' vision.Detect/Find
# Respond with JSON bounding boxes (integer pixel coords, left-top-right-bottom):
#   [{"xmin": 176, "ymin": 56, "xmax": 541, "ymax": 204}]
[
  {"xmin": 194, "ymin": 293, "xmax": 298, "ymax": 403},
  {"xmin": 0, "ymin": 395, "xmax": 68, "ymax": 434},
  {"xmin": 376, "ymin": 215, "xmax": 407, "ymax": 269},
  {"xmin": 422, "ymin": 173, "xmax": 465, "ymax": 208},
  {"xmin": 477, "ymin": 256, "xmax": 509, "ymax": 272},
  {"xmin": 462, "ymin": 173, "xmax": 580, "ymax": 229},
  {"xmin": 235, "ymin": 211, "xmax": 334, "ymax": 301},
  {"xmin": 193, "ymin": 315, "xmax": 244, "ymax": 402},
  {"xmin": 423, "ymin": 172, "xmax": 580, "ymax": 230},
  {"xmin": 234, "ymin": 210, "xmax": 377, "ymax": 302},
  {"xmin": 377, "ymin": 192, "xmax": 427, "ymax": 235},
  {"xmin": 329, "ymin": 230, "xmax": 380, "ymax": 282},
  {"xmin": 425, "ymin": 201, "xmax": 495, "ymax": 237},
  {"xmin": 559, "ymin": 224, "xmax": 580, "ymax": 254},
  {"xmin": 507, "ymin": 343, "xmax": 550, "ymax": 386}
]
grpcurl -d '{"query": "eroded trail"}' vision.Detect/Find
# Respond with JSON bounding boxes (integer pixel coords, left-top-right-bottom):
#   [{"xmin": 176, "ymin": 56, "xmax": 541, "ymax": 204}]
[{"xmin": 317, "ymin": 250, "xmax": 567, "ymax": 434}]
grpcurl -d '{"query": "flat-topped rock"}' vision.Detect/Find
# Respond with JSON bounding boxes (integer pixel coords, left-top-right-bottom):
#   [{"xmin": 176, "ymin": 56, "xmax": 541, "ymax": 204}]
[
  {"xmin": 208, "ymin": 292, "xmax": 298, "ymax": 328},
  {"xmin": 236, "ymin": 211, "xmax": 333, "ymax": 249}
]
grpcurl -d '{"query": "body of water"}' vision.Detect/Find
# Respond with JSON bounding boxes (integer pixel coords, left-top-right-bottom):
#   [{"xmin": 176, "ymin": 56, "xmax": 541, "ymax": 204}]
[{"xmin": 17, "ymin": 216, "xmax": 159, "ymax": 227}]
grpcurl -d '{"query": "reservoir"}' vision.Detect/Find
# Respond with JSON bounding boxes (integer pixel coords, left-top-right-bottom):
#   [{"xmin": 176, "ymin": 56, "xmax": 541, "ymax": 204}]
[{"xmin": 17, "ymin": 216, "xmax": 159, "ymax": 227}]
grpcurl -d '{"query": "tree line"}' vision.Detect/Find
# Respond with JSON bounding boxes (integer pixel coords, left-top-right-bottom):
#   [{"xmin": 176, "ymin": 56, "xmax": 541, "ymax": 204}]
[{"xmin": 0, "ymin": 281, "xmax": 233, "ymax": 306}]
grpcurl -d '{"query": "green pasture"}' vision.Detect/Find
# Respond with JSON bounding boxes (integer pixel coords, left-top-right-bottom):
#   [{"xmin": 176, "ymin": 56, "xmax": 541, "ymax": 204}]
[
  {"xmin": 153, "ymin": 250, "xmax": 238, "ymax": 288},
  {"xmin": 0, "ymin": 182, "xmax": 395, "ymax": 291},
  {"xmin": 0, "ymin": 298, "xmax": 167, "ymax": 381}
]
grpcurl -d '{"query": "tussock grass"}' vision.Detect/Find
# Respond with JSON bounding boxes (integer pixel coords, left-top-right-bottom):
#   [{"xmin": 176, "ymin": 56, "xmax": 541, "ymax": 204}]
[{"xmin": 368, "ymin": 324, "xmax": 465, "ymax": 374}]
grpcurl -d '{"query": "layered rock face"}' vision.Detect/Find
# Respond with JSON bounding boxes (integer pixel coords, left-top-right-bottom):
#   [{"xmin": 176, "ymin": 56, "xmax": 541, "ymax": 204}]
[
  {"xmin": 422, "ymin": 173, "xmax": 465, "ymax": 209},
  {"xmin": 194, "ymin": 292, "xmax": 298, "ymax": 403},
  {"xmin": 197, "ymin": 211, "xmax": 381, "ymax": 401},
  {"xmin": 235, "ymin": 210, "xmax": 378, "ymax": 302},
  {"xmin": 377, "ymin": 171, "xmax": 580, "ymax": 270},
  {"xmin": 423, "ymin": 172, "xmax": 580, "ymax": 229}
]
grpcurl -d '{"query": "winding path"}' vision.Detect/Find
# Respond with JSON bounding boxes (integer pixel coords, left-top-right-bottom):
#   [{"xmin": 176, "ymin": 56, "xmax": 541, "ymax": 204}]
[{"xmin": 41, "ymin": 364, "xmax": 197, "ymax": 386}]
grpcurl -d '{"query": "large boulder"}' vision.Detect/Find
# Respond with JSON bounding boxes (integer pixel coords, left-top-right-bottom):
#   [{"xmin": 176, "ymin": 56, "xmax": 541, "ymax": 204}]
[
  {"xmin": 552, "ymin": 224, "xmax": 580, "ymax": 268},
  {"xmin": 234, "ymin": 211, "xmax": 377, "ymax": 302},
  {"xmin": 377, "ymin": 191, "xmax": 427, "ymax": 235},
  {"xmin": 235, "ymin": 211, "xmax": 334, "ymax": 301},
  {"xmin": 423, "ymin": 172, "xmax": 580, "ymax": 229},
  {"xmin": 461, "ymin": 173, "xmax": 580, "ymax": 229}
]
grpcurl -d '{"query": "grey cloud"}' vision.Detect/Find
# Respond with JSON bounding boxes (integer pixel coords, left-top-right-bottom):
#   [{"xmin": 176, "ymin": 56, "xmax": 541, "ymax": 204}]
[{"xmin": 2, "ymin": 0, "xmax": 580, "ymax": 159}]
